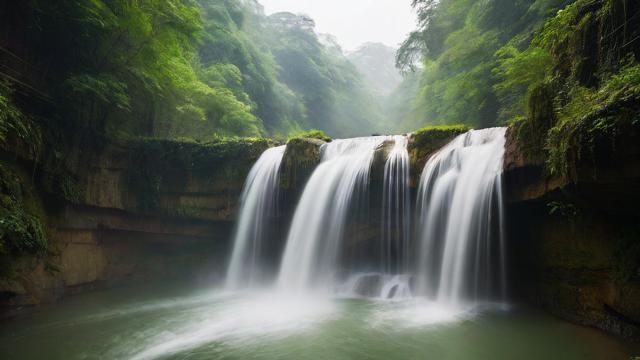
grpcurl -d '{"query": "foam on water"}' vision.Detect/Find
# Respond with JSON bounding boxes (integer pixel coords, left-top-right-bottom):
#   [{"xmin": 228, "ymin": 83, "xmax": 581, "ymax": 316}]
[{"xmin": 130, "ymin": 292, "xmax": 336, "ymax": 360}]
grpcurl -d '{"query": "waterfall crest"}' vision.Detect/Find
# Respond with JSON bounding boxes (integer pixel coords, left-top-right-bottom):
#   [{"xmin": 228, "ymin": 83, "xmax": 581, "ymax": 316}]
[
  {"xmin": 225, "ymin": 145, "xmax": 286, "ymax": 290},
  {"xmin": 415, "ymin": 128, "xmax": 507, "ymax": 305},
  {"xmin": 277, "ymin": 137, "xmax": 387, "ymax": 293}
]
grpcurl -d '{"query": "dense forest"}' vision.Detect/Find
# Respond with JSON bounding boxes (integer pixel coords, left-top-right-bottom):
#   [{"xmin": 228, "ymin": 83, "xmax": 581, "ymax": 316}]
[
  {"xmin": 1, "ymin": 0, "xmax": 383, "ymax": 142},
  {"xmin": 2, "ymin": 0, "xmax": 638, "ymax": 139},
  {"xmin": 394, "ymin": 0, "xmax": 639, "ymax": 139}
]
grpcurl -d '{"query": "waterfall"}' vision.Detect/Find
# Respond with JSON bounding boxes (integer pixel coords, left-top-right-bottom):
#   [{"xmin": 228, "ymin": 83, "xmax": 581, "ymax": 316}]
[
  {"xmin": 415, "ymin": 128, "xmax": 507, "ymax": 305},
  {"xmin": 228, "ymin": 128, "xmax": 508, "ymax": 305},
  {"xmin": 225, "ymin": 145, "xmax": 286, "ymax": 290},
  {"xmin": 277, "ymin": 137, "xmax": 387, "ymax": 293},
  {"xmin": 381, "ymin": 135, "xmax": 411, "ymax": 275}
]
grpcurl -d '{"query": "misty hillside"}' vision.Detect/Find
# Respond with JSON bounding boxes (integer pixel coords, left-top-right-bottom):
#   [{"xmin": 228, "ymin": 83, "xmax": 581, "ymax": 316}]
[
  {"xmin": 263, "ymin": 12, "xmax": 383, "ymax": 137},
  {"xmin": 1, "ymin": 0, "xmax": 382, "ymax": 141},
  {"xmin": 347, "ymin": 43, "xmax": 402, "ymax": 97}
]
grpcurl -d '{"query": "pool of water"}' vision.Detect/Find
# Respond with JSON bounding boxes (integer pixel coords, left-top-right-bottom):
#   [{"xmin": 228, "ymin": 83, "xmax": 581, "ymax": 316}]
[{"xmin": 0, "ymin": 284, "xmax": 636, "ymax": 360}]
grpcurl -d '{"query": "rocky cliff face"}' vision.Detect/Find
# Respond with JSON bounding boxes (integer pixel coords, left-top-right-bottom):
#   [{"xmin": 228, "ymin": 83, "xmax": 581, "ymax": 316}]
[
  {"xmin": 504, "ymin": 125, "xmax": 640, "ymax": 339},
  {"xmin": 0, "ymin": 138, "xmax": 271, "ymax": 310}
]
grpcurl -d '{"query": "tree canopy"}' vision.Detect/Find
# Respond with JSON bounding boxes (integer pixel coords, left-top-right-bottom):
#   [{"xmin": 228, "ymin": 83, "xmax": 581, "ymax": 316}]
[{"xmin": 6, "ymin": 0, "xmax": 383, "ymax": 141}]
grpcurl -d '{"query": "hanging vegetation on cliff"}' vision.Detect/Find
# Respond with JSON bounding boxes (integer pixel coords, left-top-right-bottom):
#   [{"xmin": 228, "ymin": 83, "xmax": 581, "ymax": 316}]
[{"xmin": 395, "ymin": 0, "xmax": 572, "ymax": 130}]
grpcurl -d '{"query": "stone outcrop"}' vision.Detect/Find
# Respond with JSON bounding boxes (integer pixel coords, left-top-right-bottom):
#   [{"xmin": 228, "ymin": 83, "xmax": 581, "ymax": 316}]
[
  {"xmin": 0, "ymin": 138, "xmax": 270, "ymax": 311},
  {"xmin": 504, "ymin": 124, "xmax": 640, "ymax": 339},
  {"xmin": 408, "ymin": 126, "xmax": 468, "ymax": 186}
]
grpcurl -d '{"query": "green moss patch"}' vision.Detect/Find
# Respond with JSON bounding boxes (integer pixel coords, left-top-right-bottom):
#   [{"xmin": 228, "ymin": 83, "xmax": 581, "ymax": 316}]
[
  {"xmin": 127, "ymin": 137, "xmax": 275, "ymax": 212},
  {"xmin": 510, "ymin": 0, "xmax": 640, "ymax": 181},
  {"xmin": 287, "ymin": 129, "xmax": 332, "ymax": 142},
  {"xmin": 410, "ymin": 124, "xmax": 469, "ymax": 159}
]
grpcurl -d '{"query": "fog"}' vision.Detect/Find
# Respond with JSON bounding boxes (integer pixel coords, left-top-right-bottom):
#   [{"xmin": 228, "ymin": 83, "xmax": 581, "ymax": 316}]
[{"xmin": 259, "ymin": 0, "xmax": 416, "ymax": 51}]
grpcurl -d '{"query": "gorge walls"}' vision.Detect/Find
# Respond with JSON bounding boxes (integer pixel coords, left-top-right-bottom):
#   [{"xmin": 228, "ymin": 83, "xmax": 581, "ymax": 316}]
[
  {"xmin": 504, "ymin": 126, "xmax": 640, "ymax": 339},
  {"xmin": 2, "ymin": 122, "xmax": 640, "ymax": 344},
  {"xmin": 0, "ymin": 137, "xmax": 272, "ymax": 309}
]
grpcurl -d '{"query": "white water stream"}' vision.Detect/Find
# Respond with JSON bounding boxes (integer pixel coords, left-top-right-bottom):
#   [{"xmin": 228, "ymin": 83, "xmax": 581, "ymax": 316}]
[
  {"xmin": 225, "ymin": 145, "xmax": 286, "ymax": 290},
  {"xmin": 381, "ymin": 135, "xmax": 411, "ymax": 275},
  {"xmin": 415, "ymin": 128, "xmax": 507, "ymax": 305},
  {"xmin": 277, "ymin": 137, "xmax": 388, "ymax": 293},
  {"xmin": 227, "ymin": 128, "xmax": 507, "ymax": 305}
]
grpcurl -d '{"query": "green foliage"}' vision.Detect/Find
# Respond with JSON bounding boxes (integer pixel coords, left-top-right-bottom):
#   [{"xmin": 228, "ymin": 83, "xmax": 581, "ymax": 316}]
[
  {"xmin": 530, "ymin": 0, "xmax": 585, "ymax": 54},
  {"xmin": 27, "ymin": 0, "xmax": 265, "ymax": 140},
  {"xmin": 413, "ymin": 124, "xmax": 469, "ymax": 137},
  {"xmin": 509, "ymin": 82, "xmax": 557, "ymax": 162},
  {"xmin": 0, "ymin": 164, "xmax": 47, "ymax": 258},
  {"xmin": 0, "ymin": 207, "xmax": 47, "ymax": 257},
  {"xmin": 0, "ymin": 82, "xmax": 42, "ymax": 158},
  {"xmin": 546, "ymin": 62, "xmax": 640, "ymax": 177},
  {"xmin": 15, "ymin": 0, "xmax": 381, "ymax": 140},
  {"xmin": 500, "ymin": 0, "xmax": 640, "ymax": 180},
  {"xmin": 493, "ymin": 45, "xmax": 554, "ymax": 121},
  {"xmin": 64, "ymin": 74, "xmax": 131, "ymax": 112},
  {"xmin": 288, "ymin": 129, "xmax": 332, "ymax": 142},
  {"xmin": 399, "ymin": 0, "xmax": 570, "ymax": 129}
]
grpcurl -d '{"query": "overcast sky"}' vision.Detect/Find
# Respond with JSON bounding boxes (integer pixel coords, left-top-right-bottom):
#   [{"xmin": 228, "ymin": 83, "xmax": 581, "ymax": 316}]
[{"xmin": 259, "ymin": 0, "xmax": 417, "ymax": 51}]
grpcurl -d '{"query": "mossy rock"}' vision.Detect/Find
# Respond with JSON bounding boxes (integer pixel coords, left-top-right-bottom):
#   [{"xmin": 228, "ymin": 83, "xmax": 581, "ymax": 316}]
[
  {"xmin": 408, "ymin": 125, "xmax": 468, "ymax": 184},
  {"xmin": 280, "ymin": 137, "xmax": 326, "ymax": 191},
  {"xmin": 126, "ymin": 137, "xmax": 276, "ymax": 213},
  {"xmin": 288, "ymin": 129, "xmax": 332, "ymax": 143}
]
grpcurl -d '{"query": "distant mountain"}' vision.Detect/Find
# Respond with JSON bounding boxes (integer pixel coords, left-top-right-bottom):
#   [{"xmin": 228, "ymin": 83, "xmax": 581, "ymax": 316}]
[{"xmin": 347, "ymin": 42, "xmax": 402, "ymax": 97}]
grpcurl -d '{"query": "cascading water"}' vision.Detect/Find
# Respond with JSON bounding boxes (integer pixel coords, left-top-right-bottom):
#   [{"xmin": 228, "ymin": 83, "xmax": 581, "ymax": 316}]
[
  {"xmin": 381, "ymin": 135, "xmax": 411, "ymax": 275},
  {"xmin": 337, "ymin": 135, "xmax": 413, "ymax": 300},
  {"xmin": 277, "ymin": 137, "xmax": 387, "ymax": 293},
  {"xmin": 228, "ymin": 128, "xmax": 507, "ymax": 306},
  {"xmin": 225, "ymin": 145, "xmax": 286, "ymax": 290},
  {"xmin": 415, "ymin": 127, "xmax": 507, "ymax": 305}
]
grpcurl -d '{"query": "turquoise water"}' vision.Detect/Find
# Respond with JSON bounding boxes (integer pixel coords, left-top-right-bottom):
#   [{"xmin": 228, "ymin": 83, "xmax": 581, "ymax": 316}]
[{"xmin": 0, "ymin": 284, "xmax": 636, "ymax": 360}]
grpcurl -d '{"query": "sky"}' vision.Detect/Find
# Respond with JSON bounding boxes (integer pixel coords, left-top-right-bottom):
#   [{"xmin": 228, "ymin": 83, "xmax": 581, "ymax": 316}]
[{"xmin": 258, "ymin": 0, "xmax": 417, "ymax": 51}]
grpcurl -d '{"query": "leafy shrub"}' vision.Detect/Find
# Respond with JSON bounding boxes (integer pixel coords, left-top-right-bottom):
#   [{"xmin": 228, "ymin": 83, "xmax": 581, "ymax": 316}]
[
  {"xmin": 0, "ymin": 207, "xmax": 47, "ymax": 256},
  {"xmin": 0, "ymin": 164, "xmax": 47, "ymax": 257},
  {"xmin": 0, "ymin": 81, "xmax": 42, "ymax": 158},
  {"xmin": 546, "ymin": 62, "xmax": 640, "ymax": 178}
]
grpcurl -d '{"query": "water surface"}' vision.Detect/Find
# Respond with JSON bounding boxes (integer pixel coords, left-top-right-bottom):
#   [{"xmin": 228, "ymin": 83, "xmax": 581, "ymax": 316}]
[{"xmin": 0, "ymin": 283, "xmax": 635, "ymax": 360}]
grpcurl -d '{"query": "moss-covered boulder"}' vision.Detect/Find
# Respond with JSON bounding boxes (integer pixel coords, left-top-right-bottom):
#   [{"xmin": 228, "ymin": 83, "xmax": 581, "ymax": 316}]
[
  {"xmin": 280, "ymin": 137, "xmax": 326, "ymax": 192},
  {"xmin": 408, "ymin": 125, "xmax": 468, "ymax": 185}
]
